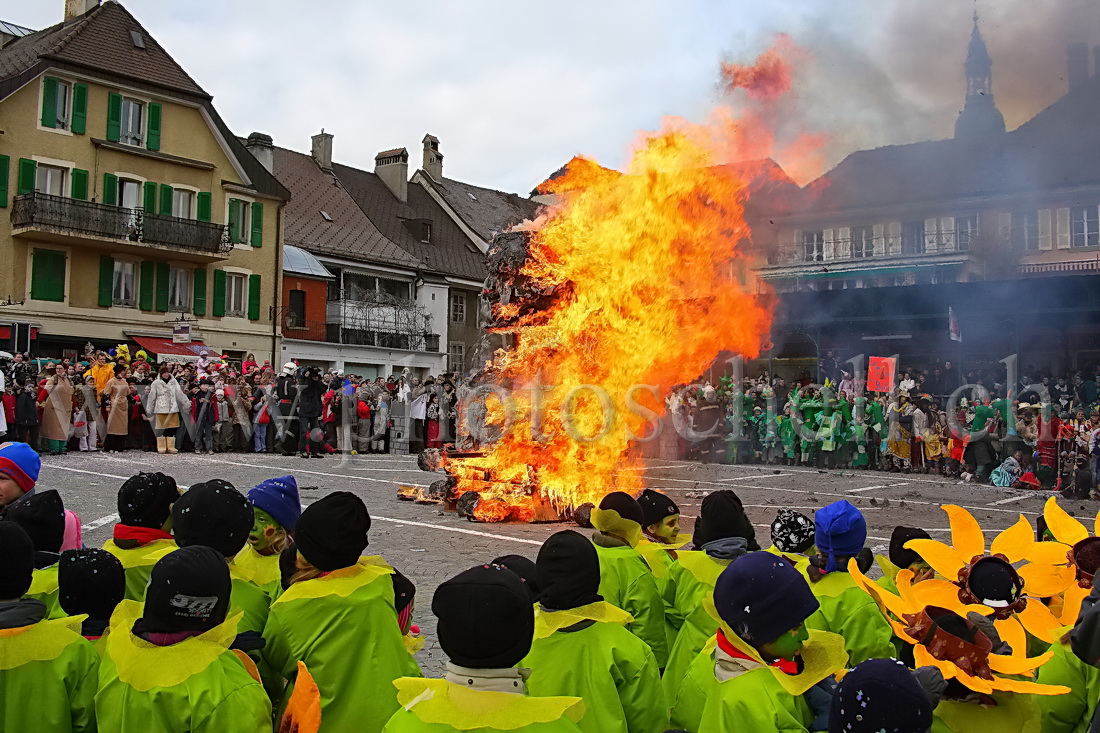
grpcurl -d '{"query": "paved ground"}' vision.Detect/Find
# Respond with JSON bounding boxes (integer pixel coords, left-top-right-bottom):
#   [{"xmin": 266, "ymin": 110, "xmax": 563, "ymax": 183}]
[{"xmin": 37, "ymin": 451, "xmax": 1095, "ymax": 673}]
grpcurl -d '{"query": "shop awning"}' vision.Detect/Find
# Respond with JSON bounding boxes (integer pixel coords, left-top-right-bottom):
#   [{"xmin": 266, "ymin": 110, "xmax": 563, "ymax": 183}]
[{"xmin": 132, "ymin": 336, "xmax": 212, "ymax": 362}]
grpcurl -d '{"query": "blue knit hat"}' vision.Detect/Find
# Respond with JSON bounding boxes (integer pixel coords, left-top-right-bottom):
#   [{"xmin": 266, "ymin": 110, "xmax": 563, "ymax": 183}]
[
  {"xmin": 815, "ymin": 500, "xmax": 867, "ymax": 572},
  {"xmin": 0, "ymin": 442, "xmax": 40, "ymax": 494},
  {"xmin": 713, "ymin": 551, "xmax": 819, "ymax": 647},
  {"xmin": 247, "ymin": 476, "xmax": 301, "ymax": 532}
]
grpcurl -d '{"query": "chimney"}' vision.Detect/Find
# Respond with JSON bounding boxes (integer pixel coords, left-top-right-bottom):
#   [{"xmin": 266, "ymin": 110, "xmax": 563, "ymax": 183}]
[
  {"xmin": 1068, "ymin": 42, "xmax": 1089, "ymax": 91},
  {"xmin": 245, "ymin": 132, "xmax": 275, "ymax": 174},
  {"xmin": 422, "ymin": 134, "xmax": 443, "ymax": 181},
  {"xmin": 311, "ymin": 131, "xmax": 333, "ymax": 171},
  {"xmin": 375, "ymin": 148, "xmax": 409, "ymax": 203},
  {"xmin": 64, "ymin": 0, "xmax": 100, "ymax": 21}
]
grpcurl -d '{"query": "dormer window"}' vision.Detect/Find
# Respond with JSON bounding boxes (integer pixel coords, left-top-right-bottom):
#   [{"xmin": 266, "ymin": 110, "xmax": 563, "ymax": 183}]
[{"xmin": 421, "ymin": 221, "xmax": 432, "ymax": 243}]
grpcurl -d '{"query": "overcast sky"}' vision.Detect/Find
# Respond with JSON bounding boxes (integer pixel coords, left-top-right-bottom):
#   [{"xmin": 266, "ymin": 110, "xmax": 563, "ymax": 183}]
[{"xmin": 7, "ymin": 0, "xmax": 1100, "ymax": 193}]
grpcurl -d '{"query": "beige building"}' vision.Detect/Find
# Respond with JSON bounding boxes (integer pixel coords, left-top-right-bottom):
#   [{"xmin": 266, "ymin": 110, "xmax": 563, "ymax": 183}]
[{"xmin": 0, "ymin": 0, "xmax": 288, "ymax": 364}]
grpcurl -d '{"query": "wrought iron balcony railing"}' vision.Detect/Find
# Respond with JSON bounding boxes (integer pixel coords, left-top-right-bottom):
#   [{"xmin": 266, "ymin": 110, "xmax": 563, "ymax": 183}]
[
  {"xmin": 279, "ymin": 312, "xmax": 439, "ymax": 352},
  {"xmin": 11, "ymin": 192, "xmax": 231, "ymax": 256}
]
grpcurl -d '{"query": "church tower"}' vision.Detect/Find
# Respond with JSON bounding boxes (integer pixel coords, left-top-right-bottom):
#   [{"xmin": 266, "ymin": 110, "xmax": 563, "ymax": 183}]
[{"xmin": 954, "ymin": 12, "xmax": 1006, "ymax": 139}]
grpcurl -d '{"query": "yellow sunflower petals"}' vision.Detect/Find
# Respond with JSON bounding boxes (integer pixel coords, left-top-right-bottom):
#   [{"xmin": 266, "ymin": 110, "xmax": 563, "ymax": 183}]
[
  {"xmin": 944, "ymin": 505, "xmax": 985, "ymax": 559},
  {"xmin": 1060, "ymin": 582, "xmax": 1091, "ymax": 626},
  {"xmin": 994, "ymin": 616, "xmax": 1027, "ymax": 654},
  {"xmin": 989, "ymin": 515, "xmax": 1034, "ymax": 563},
  {"xmin": 913, "ymin": 645, "xmax": 959, "ymax": 681},
  {"xmin": 1019, "ymin": 563, "xmax": 1076, "ymax": 599},
  {"xmin": 1027, "ymin": 542, "xmax": 1072, "ymax": 566},
  {"xmin": 905, "ymin": 539, "xmax": 966, "ymax": 580},
  {"xmin": 952, "ymin": 667, "xmax": 995, "ymax": 694},
  {"xmin": 990, "ymin": 677, "xmax": 1071, "ymax": 696},
  {"xmin": 1044, "ymin": 496, "xmax": 1089, "ymax": 545}
]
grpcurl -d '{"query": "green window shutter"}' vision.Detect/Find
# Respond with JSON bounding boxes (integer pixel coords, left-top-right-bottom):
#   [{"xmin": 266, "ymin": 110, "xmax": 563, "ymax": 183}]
[
  {"xmin": 98, "ymin": 256, "xmax": 114, "ymax": 307},
  {"xmin": 154, "ymin": 262, "xmax": 170, "ymax": 312},
  {"xmin": 146, "ymin": 102, "xmax": 162, "ymax": 151},
  {"xmin": 227, "ymin": 199, "xmax": 242, "ymax": 243},
  {"xmin": 102, "ymin": 173, "xmax": 118, "ymax": 205},
  {"xmin": 247, "ymin": 274, "xmax": 262, "ymax": 320},
  {"xmin": 193, "ymin": 267, "xmax": 207, "ymax": 316},
  {"xmin": 30, "ymin": 249, "xmax": 65, "ymax": 302},
  {"xmin": 250, "ymin": 201, "xmax": 264, "ymax": 248},
  {"xmin": 212, "ymin": 269, "xmax": 226, "ymax": 317},
  {"xmin": 139, "ymin": 261, "xmax": 154, "ymax": 310},
  {"xmin": 17, "ymin": 159, "xmax": 37, "ymax": 196},
  {"xmin": 0, "ymin": 156, "xmax": 9, "ymax": 208},
  {"xmin": 106, "ymin": 93, "xmax": 122, "ymax": 142},
  {"xmin": 70, "ymin": 169, "xmax": 88, "ymax": 200},
  {"xmin": 41, "ymin": 77, "xmax": 58, "ymax": 129},
  {"xmin": 71, "ymin": 83, "xmax": 88, "ymax": 134},
  {"xmin": 196, "ymin": 192, "xmax": 212, "ymax": 222},
  {"xmin": 142, "ymin": 181, "xmax": 157, "ymax": 212},
  {"xmin": 159, "ymin": 184, "xmax": 173, "ymax": 216}
]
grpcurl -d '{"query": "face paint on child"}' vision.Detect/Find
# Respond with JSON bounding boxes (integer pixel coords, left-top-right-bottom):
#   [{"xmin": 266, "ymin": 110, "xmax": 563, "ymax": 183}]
[
  {"xmin": 651, "ymin": 514, "xmax": 681, "ymax": 543},
  {"xmin": 249, "ymin": 508, "xmax": 283, "ymax": 554},
  {"xmin": 760, "ymin": 624, "xmax": 809, "ymax": 661}
]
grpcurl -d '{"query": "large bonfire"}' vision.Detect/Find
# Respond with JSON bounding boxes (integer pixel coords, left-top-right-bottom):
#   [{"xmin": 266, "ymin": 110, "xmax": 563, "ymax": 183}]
[{"xmin": 432, "ymin": 41, "xmax": 814, "ymax": 522}]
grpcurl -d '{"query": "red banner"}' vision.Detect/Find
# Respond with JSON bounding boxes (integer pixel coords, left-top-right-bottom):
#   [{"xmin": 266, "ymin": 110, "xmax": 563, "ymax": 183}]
[{"xmin": 867, "ymin": 356, "xmax": 896, "ymax": 392}]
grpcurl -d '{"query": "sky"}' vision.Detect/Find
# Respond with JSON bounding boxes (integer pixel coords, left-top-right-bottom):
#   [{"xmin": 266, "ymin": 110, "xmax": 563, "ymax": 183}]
[{"xmin": 5, "ymin": 0, "xmax": 1100, "ymax": 194}]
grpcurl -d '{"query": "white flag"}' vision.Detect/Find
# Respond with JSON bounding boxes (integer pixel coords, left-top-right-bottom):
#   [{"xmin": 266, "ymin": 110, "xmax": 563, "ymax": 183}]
[{"xmin": 948, "ymin": 307, "xmax": 962, "ymax": 343}]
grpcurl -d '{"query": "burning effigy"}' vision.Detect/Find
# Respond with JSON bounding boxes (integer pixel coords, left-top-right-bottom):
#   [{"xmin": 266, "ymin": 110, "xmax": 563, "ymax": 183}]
[{"xmin": 403, "ymin": 43, "xmax": 817, "ymax": 522}]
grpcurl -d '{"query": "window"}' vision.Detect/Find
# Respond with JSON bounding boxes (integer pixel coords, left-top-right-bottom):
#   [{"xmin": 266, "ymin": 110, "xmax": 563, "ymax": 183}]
[
  {"xmin": 225, "ymin": 272, "xmax": 247, "ymax": 316},
  {"xmin": 1072, "ymin": 206, "xmax": 1100, "ymax": 248},
  {"xmin": 119, "ymin": 179, "xmax": 141, "ymax": 209},
  {"xmin": 379, "ymin": 278, "xmax": 411, "ymax": 301},
  {"xmin": 902, "ymin": 221, "xmax": 926, "ymax": 255},
  {"xmin": 450, "ymin": 293, "xmax": 467, "ymax": 323},
  {"xmin": 30, "ymin": 248, "xmax": 66, "ymax": 302},
  {"xmin": 173, "ymin": 189, "xmax": 194, "ymax": 219},
  {"xmin": 287, "ymin": 289, "xmax": 306, "ymax": 329},
  {"xmin": 344, "ymin": 273, "xmax": 376, "ymax": 300},
  {"xmin": 34, "ymin": 164, "xmax": 67, "ymax": 197},
  {"xmin": 421, "ymin": 221, "xmax": 432, "ymax": 243},
  {"xmin": 955, "ymin": 215, "xmax": 978, "ymax": 252},
  {"xmin": 167, "ymin": 267, "xmax": 190, "ymax": 311},
  {"xmin": 800, "ymin": 230, "xmax": 824, "ymax": 262},
  {"xmin": 228, "ymin": 199, "xmax": 247, "ymax": 243},
  {"xmin": 1013, "ymin": 211, "xmax": 1040, "ymax": 251},
  {"xmin": 448, "ymin": 342, "xmax": 466, "ymax": 373},
  {"xmin": 112, "ymin": 261, "xmax": 136, "ymax": 307},
  {"xmin": 120, "ymin": 98, "xmax": 144, "ymax": 146},
  {"xmin": 326, "ymin": 267, "xmax": 343, "ymax": 301},
  {"xmin": 41, "ymin": 79, "xmax": 70, "ymax": 130},
  {"xmin": 850, "ymin": 226, "xmax": 873, "ymax": 258}
]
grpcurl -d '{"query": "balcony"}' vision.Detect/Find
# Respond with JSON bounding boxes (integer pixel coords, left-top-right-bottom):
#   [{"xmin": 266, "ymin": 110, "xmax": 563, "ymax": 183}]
[
  {"xmin": 280, "ymin": 312, "xmax": 440, "ymax": 352},
  {"xmin": 11, "ymin": 192, "xmax": 231, "ymax": 261}
]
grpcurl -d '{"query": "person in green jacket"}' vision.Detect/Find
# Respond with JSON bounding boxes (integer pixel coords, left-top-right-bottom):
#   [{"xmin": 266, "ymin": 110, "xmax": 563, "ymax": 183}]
[
  {"xmin": 58, "ymin": 548, "xmax": 126, "ymax": 640},
  {"xmin": 5, "ymin": 488, "xmax": 66, "ymax": 618},
  {"xmin": 95, "ymin": 545, "xmax": 272, "ymax": 732},
  {"xmin": 827, "ymin": 658, "xmax": 934, "ymax": 733},
  {"xmin": 589, "ymin": 492, "xmax": 668, "ymax": 667},
  {"xmin": 662, "ymin": 490, "xmax": 755, "ymax": 704},
  {"xmin": 0, "ymin": 521, "xmax": 98, "ymax": 733},
  {"xmin": 383, "ymin": 563, "xmax": 584, "ymax": 733},
  {"xmin": 634, "ymin": 489, "xmax": 688, "ymax": 653},
  {"xmin": 765, "ymin": 508, "xmax": 816, "ymax": 577},
  {"xmin": 1036, "ymin": 636, "xmax": 1100, "ymax": 733},
  {"xmin": 804, "ymin": 499, "xmax": 895, "ymax": 666},
  {"xmin": 234, "ymin": 475, "xmax": 301, "ymax": 596},
  {"xmin": 264, "ymin": 491, "xmax": 420, "ymax": 732},
  {"xmin": 101, "ymin": 472, "xmax": 178, "ymax": 601},
  {"xmin": 668, "ymin": 552, "xmax": 848, "ymax": 732},
  {"xmin": 875, "ymin": 526, "xmax": 933, "ymax": 595},
  {"xmin": 523, "ymin": 530, "xmax": 665, "ymax": 733}
]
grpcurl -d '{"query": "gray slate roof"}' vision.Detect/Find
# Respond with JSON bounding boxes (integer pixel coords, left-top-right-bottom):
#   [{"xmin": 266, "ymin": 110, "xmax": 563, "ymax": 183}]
[{"xmin": 422, "ymin": 175, "xmax": 540, "ymax": 243}]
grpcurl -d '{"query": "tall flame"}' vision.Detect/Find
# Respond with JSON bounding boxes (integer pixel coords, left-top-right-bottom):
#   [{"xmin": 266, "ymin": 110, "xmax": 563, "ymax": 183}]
[{"xmin": 456, "ymin": 41, "xmax": 813, "ymax": 520}]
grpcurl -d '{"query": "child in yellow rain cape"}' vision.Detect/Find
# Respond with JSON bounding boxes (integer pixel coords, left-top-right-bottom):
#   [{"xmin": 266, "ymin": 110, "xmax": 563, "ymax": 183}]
[
  {"xmin": 58, "ymin": 548, "xmax": 126, "ymax": 641},
  {"xmin": 0, "ymin": 522, "xmax": 98, "ymax": 733},
  {"xmin": 662, "ymin": 490, "xmax": 757, "ymax": 704},
  {"xmin": 94, "ymin": 545, "xmax": 271, "ymax": 732},
  {"xmin": 634, "ymin": 488, "xmax": 690, "ymax": 652},
  {"xmin": 233, "ymin": 475, "xmax": 301, "ymax": 597},
  {"xmin": 101, "ymin": 472, "xmax": 178, "ymax": 601},
  {"xmin": 668, "ymin": 552, "xmax": 847, "ymax": 733},
  {"xmin": 589, "ymin": 492, "xmax": 668, "ymax": 667},
  {"xmin": 522, "ymin": 530, "xmax": 665, "ymax": 733},
  {"xmin": 383, "ymin": 563, "xmax": 584, "ymax": 733},
  {"xmin": 263, "ymin": 491, "xmax": 420, "ymax": 733},
  {"xmin": 876, "ymin": 526, "xmax": 934, "ymax": 595},
  {"xmin": 6, "ymin": 489, "xmax": 68, "ymax": 618},
  {"xmin": 829, "ymin": 658, "xmax": 934, "ymax": 733},
  {"xmin": 765, "ymin": 508, "xmax": 816, "ymax": 577}
]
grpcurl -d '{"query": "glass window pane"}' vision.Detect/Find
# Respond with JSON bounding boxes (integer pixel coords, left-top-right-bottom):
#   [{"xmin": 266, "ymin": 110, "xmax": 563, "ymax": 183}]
[{"xmin": 173, "ymin": 190, "xmax": 194, "ymax": 219}]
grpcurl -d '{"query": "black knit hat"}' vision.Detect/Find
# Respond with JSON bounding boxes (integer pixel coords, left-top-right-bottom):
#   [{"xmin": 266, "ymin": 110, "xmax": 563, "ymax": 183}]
[
  {"xmin": 172, "ymin": 481, "xmax": 253, "ymax": 558},
  {"xmin": 6, "ymin": 489, "xmax": 65, "ymax": 554},
  {"xmin": 597, "ymin": 491, "xmax": 644, "ymax": 524},
  {"xmin": 636, "ymin": 489, "xmax": 679, "ymax": 527},
  {"xmin": 294, "ymin": 492, "xmax": 370, "ymax": 571},
  {"xmin": 828, "ymin": 658, "xmax": 933, "ymax": 733},
  {"xmin": 889, "ymin": 526, "xmax": 932, "ymax": 570},
  {"xmin": 713, "ymin": 551, "xmax": 819, "ymax": 647},
  {"xmin": 492, "ymin": 555, "xmax": 539, "ymax": 601},
  {"xmin": 693, "ymin": 490, "xmax": 759, "ymax": 551},
  {"xmin": 58, "ymin": 548, "xmax": 125, "ymax": 622},
  {"xmin": 770, "ymin": 509, "xmax": 816, "ymax": 554},
  {"xmin": 141, "ymin": 545, "xmax": 231, "ymax": 633},
  {"xmin": 433, "ymin": 564, "xmax": 534, "ymax": 669},
  {"xmin": 0, "ymin": 521, "xmax": 34, "ymax": 599},
  {"xmin": 536, "ymin": 530, "xmax": 602, "ymax": 611},
  {"xmin": 392, "ymin": 569, "xmax": 415, "ymax": 614},
  {"xmin": 117, "ymin": 472, "xmax": 178, "ymax": 528}
]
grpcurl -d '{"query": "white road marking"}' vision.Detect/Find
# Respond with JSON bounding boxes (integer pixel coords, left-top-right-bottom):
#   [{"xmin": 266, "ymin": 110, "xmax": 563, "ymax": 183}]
[
  {"xmin": 848, "ymin": 482, "xmax": 910, "ymax": 493},
  {"xmin": 988, "ymin": 494, "xmax": 1040, "ymax": 506},
  {"xmin": 82, "ymin": 513, "xmax": 119, "ymax": 531},
  {"xmin": 720, "ymin": 473, "xmax": 797, "ymax": 482}
]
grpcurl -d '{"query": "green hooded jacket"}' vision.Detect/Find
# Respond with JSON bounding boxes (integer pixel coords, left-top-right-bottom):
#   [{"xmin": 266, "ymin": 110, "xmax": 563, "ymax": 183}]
[
  {"xmin": 262, "ymin": 558, "xmax": 421, "ymax": 733},
  {"xmin": 101, "ymin": 538, "xmax": 178, "ymax": 601},
  {"xmin": 1036, "ymin": 640, "xmax": 1100, "ymax": 733},
  {"xmin": 932, "ymin": 692, "xmax": 1041, "ymax": 733},
  {"xmin": 804, "ymin": 569, "xmax": 895, "ymax": 665},
  {"xmin": 27, "ymin": 563, "xmax": 65, "ymax": 619},
  {"xmin": 592, "ymin": 543, "xmax": 668, "ymax": 667},
  {"xmin": 523, "ymin": 620, "xmax": 665, "ymax": 733},
  {"xmin": 0, "ymin": 609, "xmax": 98, "ymax": 733},
  {"xmin": 382, "ymin": 678, "xmax": 584, "ymax": 733},
  {"xmin": 660, "ymin": 552, "xmax": 730, "ymax": 705}
]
